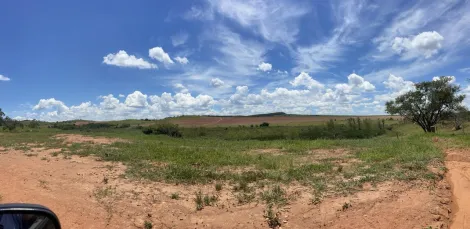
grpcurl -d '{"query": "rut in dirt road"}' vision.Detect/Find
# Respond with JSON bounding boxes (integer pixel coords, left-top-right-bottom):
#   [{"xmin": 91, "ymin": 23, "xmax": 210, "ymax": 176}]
[{"xmin": 446, "ymin": 149, "xmax": 470, "ymax": 229}]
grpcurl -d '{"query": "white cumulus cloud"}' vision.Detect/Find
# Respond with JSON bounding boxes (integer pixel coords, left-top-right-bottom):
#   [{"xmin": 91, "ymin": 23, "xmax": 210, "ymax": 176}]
[
  {"xmin": 210, "ymin": 78, "xmax": 225, "ymax": 88},
  {"xmin": 347, "ymin": 73, "xmax": 375, "ymax": 91},
  {"xmin": 290, "ymin": 72, "xmax": 324, "ymax": 90},
  {"xmin": 33, "ymin": 98, "xmax": 69, "ymax": 113},
  {"xmin": 99, "ymin": 94, "xmax": 120, "ymax": 110},
  {"xmin": 0, "ymin": 74, "xmax": 10, "ymax": 81},
  {"xmin": 125, "ymin": 91, "xmax": 148, "ymax": 108},
  {"xmin": 392, "ymin": 31, "xmax": 444, "ymax": 59},
  {"xmin": 257, "ymin": 62, "xmax": 272, "ymax": 72},
  {"xmin": 375, "ymin": 74, "xmax": 415, "ymax": 102},
  {"xmin": 149, "ymin": 47, "xmax": 174, "ymax": 65},
  {"xmin": 103, "ymin": 50, "xmax": 157, "ymax": 69}
]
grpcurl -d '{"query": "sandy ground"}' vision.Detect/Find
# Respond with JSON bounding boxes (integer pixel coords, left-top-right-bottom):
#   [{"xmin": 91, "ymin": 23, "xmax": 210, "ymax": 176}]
[
  {"xmin": 446, "ymin": 148, "xmax": 470, "ymax": 229},
  {"xmin": 0, "ymin": 135, "xmax": 453, "ymax": 229}
]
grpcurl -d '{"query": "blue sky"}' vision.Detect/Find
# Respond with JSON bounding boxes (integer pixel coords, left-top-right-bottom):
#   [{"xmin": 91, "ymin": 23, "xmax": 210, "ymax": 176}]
[{"xmin": 1, "ymin": 0, "xmax": 470, "ymax": 121}]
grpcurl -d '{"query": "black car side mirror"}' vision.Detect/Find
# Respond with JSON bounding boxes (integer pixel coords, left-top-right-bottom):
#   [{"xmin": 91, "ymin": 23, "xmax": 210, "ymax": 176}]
[{"xmin": 0, "ymin": 203, "xmax": 61, "ymax": 229}]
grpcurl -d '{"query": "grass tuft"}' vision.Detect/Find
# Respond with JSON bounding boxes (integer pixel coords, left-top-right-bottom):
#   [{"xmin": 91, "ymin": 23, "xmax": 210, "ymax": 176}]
[{"xmin": 170, "ymin": 193, "xmax": 179, "ymax": 200}]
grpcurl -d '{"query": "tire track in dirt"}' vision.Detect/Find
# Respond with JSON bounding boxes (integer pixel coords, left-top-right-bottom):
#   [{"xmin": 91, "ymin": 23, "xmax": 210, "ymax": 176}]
[{"xmin": 446, "ymin": 149, "xmax": 470, "ymax": 228}]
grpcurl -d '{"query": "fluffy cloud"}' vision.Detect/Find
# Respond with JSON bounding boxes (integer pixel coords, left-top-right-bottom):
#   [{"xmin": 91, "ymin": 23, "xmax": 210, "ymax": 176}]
[
  {"xmin": 229, "ymin": 86, "xmax": 249, "ymax": 104},
  {"xmin": 125, "ymin": 91, "xmax": 148, "ymax": 108},
  {"xmin": 375, "ymin": 74, "xmax": 415, "ymax": 102},
  {"xmin": 99, "ymin": 94, "xmax": 120, "ymax": 110},
  {"xmin": 33, "ymin": 98, "xmax": 69, "ymax": 113},
  {"xmin": 118, "ymin": 94, "xmax": 125, "ymax": 98},
  {"xmin": 25, "ymin": 73, "xmax": 446, "ymax": 121},
  {"xmin": 290, "ymin": 72, "xmax": 324, "ymax": 90},
  {"xmin": 103, "ymin": 50, "xmax": 157, "ymax": 69},
  {"xmin": 149, "ymin": 47, "xmax": 174, "ymax": 65},
  {"xmin": 210, "ymin": 78, "xmax": 225, "ymax": 88},
  {"xmin": 0, "ymin": 74, "xmax": 10, "ymax": 81},
  {"xmin": 392, "ymin": 31, "xmax": 444, "ymax": 59},
  {"xmin": 257, "ymin": 62, "xmax": 272, "ymax": 72},
  {"xmin": 174, "ymin": 56, "xmax": 189, "ymax": 64},
  {"xmin": 347, "ymin": 73, "xmax": 375, "ymax": 91},
  {"xmin": 432, "ymin": 76, "xmax": 456, "ymax": 84},
  {"xmin": 383, "ymin": 74, "xmax": 415, "ymax": 92}
]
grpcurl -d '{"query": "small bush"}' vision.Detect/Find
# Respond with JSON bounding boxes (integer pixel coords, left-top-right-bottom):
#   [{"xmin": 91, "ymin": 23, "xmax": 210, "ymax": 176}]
[
  {"xmin": 171, "ymin": 193, "xmax": 179, "ymax": 200},
  {"xmin": 141, "ymin": 123, "xmax": 182, "ymax": 137},
  {"xmin": 154, "ymin": 123, "xmax": 182, "ymax": 137},
  {"xmin": 260, "ymin": 122, "xmax": 270, "ymax": 127},
  {"xmin": 142, "ymin": 127, "xmax": 153, "ymax": 135}
]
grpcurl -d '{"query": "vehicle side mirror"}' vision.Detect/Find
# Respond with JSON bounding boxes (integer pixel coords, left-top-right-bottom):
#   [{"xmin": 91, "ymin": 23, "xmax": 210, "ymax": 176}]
[{"xmin": 0, "ymin": 203, "xmax": 61, "ymax": 229}]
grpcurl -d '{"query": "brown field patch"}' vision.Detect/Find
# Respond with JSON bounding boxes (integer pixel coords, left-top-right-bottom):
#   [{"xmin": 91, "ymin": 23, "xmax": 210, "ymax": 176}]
[
  {"xmin": 0, "ymin": 147, "xmax": 451, "ymax": 229},
  {"xmin": 53, "ymin": 134, "xmax": 126, "ymax": 145}
]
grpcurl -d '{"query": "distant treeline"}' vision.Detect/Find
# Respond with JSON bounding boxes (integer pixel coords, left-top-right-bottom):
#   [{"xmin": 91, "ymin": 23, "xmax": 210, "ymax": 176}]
[{"xmin": 50, "ymin": 122, "xmax": 131, "ymax": 130}]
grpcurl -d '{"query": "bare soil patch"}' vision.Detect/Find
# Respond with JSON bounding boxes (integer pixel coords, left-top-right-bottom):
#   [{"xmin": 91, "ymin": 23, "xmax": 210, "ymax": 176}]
[
  {"xmin": 445, "ymin": 148, "xmax": 470, "ymax": 228},
  {"xmin": 54, "ymin": 134, "xmax": 126, "ymax": 145},
  {"xmin": 0, "ymin": 147, "xmax": 450, "ymax": 229}
]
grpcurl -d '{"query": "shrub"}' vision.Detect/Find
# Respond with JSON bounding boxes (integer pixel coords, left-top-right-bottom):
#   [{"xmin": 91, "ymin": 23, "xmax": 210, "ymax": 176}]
[
  {"xmin": 260, "ymin": 122, "xmax": 270, "ymax": 127},
  {"xmin": 142, "ymin": 127, "xmax": 153, "ymax": 135},
  {"xmin": 142, "ymin": 123, "xmax": 182, "ymax": 138},
  {"xmin": 155, "ymin": 123, "xmax": 182, "ymax": 137}
]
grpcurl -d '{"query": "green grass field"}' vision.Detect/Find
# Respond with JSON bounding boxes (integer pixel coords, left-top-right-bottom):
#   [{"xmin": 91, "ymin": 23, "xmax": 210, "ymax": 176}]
[{"xmin": 1, "ymin": 117, "xmax": 461, "ymax": 204}]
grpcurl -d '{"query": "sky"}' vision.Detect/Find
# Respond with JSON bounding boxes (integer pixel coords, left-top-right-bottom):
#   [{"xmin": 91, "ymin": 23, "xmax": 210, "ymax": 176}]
[{"xmin": 1, "ymin": 0, "xmax": 470, "ymax": 121}]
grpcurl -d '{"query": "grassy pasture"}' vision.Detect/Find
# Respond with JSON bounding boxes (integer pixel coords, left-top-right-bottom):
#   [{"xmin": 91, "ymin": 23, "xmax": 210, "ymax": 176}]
[{"xmin": 0, "ymin": 116, "xmax": 452, "ymax": 202}]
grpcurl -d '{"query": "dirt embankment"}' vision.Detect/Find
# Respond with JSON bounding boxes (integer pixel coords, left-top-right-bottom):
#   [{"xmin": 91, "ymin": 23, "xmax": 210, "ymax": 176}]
[
  {"xmin": 446, "ymin": 148, "xmax": 470, "ymax": 229},
  {"xmin": 0, "ymin": 135, "xmax": 452, "ymax": 229}
]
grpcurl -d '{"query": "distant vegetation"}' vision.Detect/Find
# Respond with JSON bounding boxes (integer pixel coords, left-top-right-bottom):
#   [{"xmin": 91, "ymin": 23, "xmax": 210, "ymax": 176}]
[
  {"xmin": 142, "ymin": 123, "xmax": 182, "ymax": 138},
  {"xmin": 0, "ymin": 108, "xmax": 24, "ymax": 131},
  {"xmin": 181, "ymin": 118, "xmax": 387, "ymax": 140},
  {"xmin": 50, "ymin": 122, "xmax": 131, "ymax": 130}
]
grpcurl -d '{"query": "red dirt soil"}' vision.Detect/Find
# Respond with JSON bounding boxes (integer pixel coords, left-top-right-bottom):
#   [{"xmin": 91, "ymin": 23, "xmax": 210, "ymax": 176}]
[
  {"xmin": 0, "ymin": 136, "xmax": 451, "ymax": 229},
  {"xmin": 446, "ymin": 148, "xmax": 470, "ymax": 229}
]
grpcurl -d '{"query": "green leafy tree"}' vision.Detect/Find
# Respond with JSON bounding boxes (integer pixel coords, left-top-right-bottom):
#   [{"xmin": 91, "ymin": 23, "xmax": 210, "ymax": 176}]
[
  {"xmin": 386, "ymin": 76, "xmax": 465, "ymax": 132},
  {"xmin": 0, "ymin": 108, "xmax": 5, "ymax": 125}
]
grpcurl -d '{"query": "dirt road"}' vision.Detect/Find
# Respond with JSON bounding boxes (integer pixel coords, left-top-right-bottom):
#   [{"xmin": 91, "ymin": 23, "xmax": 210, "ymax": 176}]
[
  {"xmin": 0, "ymin": 139, "xmax": 452, "ymax": 228},
  {"xmin": 446, "ymin": 149, "xmax": 470, "ymax": 229}
]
